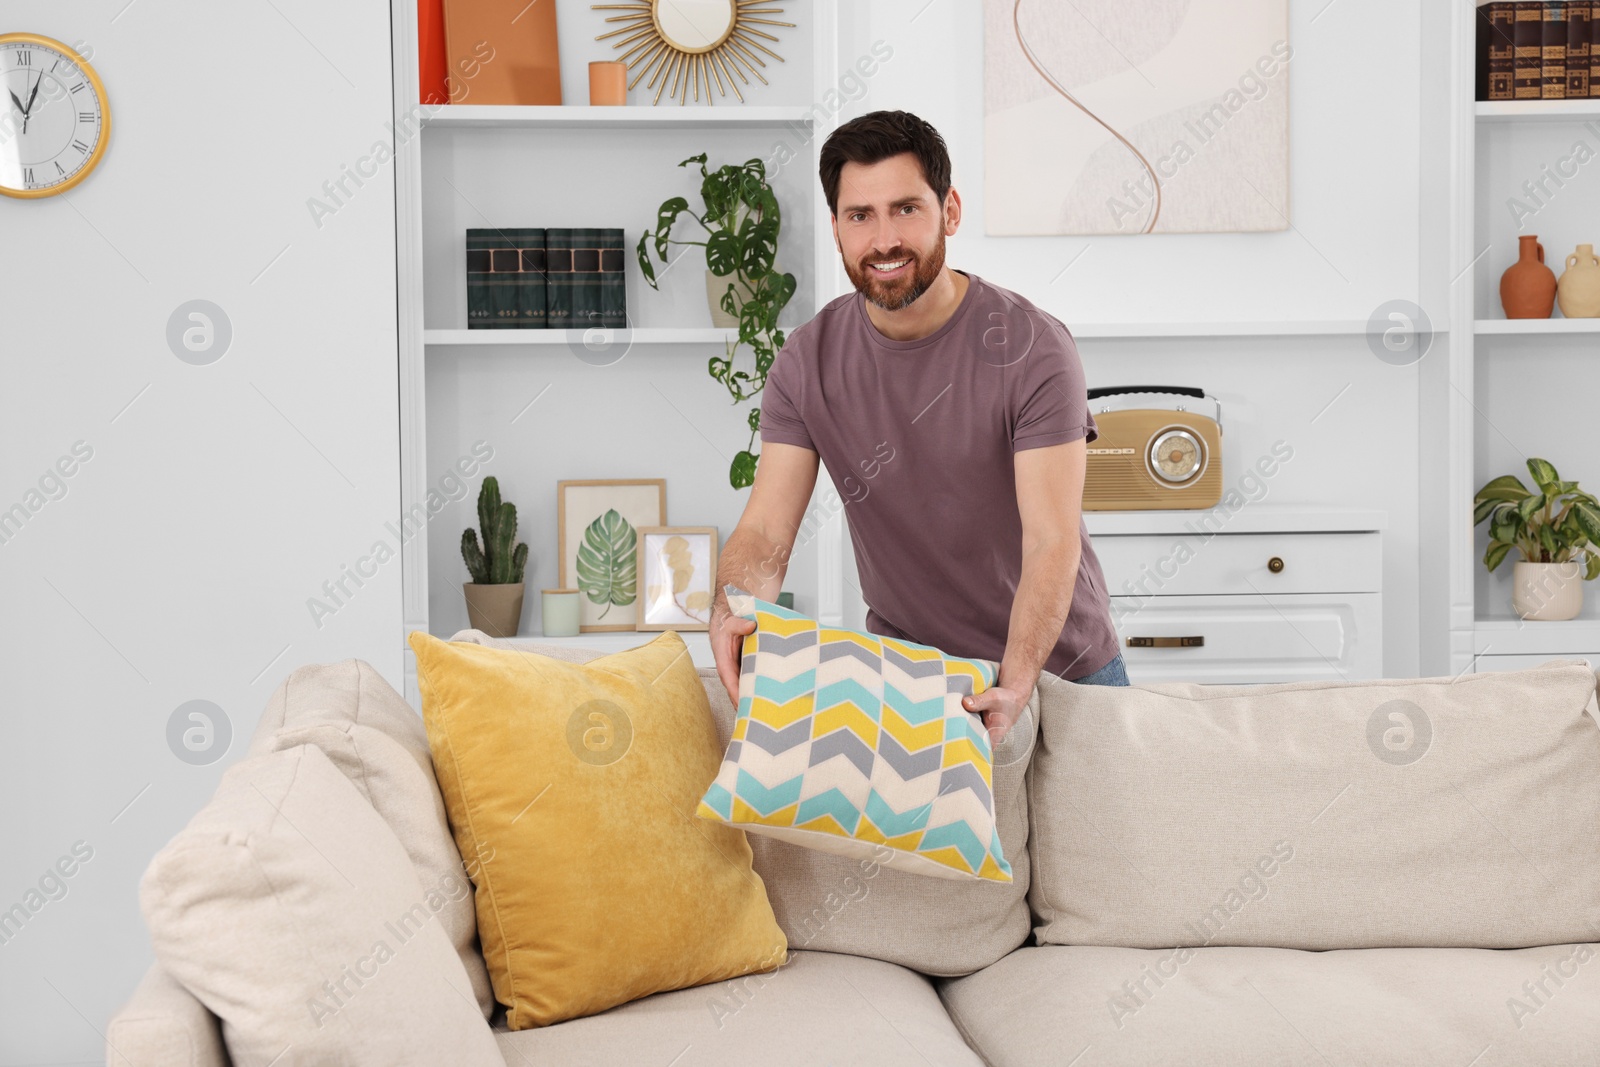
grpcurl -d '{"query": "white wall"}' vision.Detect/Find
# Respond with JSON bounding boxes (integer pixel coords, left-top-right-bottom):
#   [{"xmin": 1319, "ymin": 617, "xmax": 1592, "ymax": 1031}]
[
  {"xmin": 0, "ymin": 1, "xmax": 400, "ymax": 1061},
  {"xmin": 832, "ymin": 0, "xmax": 1425, "ymax": 675}
]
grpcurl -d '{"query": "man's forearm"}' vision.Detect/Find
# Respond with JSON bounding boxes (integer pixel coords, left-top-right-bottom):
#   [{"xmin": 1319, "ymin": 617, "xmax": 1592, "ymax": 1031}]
[
  {"xmin": 999, "ymin": 539, "xmax": 1079, "ymax": 697},
  {"xmin": 713, "ymin": 523, "xmax": 791, "ymax": 613}
]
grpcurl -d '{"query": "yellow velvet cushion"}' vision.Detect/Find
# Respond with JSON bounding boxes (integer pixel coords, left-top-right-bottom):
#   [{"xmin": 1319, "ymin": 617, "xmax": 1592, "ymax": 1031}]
[{"xmin": 407, "ymin": 628, "xmax": 786, "ymax": 1030}]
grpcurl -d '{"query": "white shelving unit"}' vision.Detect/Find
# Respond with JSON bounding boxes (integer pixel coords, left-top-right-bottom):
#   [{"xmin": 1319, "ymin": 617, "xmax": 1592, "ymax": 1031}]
[
  {"xmin": 389, "ymin": 0, "xmax": 845, "ymax": 704},
  {"xmin": 1439, "ymin": 5, "xmax": 1600, "ymax": 674}
]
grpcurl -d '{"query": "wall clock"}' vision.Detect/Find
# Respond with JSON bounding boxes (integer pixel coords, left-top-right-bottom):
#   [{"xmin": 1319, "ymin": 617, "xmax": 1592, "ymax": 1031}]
[{"xmin": 0, "ymin": 33, "xmax": 110, "ymax": 199}]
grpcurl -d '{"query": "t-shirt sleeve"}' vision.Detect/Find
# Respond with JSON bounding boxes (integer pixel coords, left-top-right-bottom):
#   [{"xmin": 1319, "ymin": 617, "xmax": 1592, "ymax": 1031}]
[
  {"xmin": 1011, "ymin": 318, "xmax": 1099, "ymax": 452},
  {"xmin": 759, "ymin": 334, "xmax": 815, "ymax": 451}
]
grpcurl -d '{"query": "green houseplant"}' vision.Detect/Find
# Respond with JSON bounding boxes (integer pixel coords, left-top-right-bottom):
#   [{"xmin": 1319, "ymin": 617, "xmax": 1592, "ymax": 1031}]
[
  {"xmin": 1474, "ymin": 457, "xmax": 1600, "ymax": 620},
  {"xmin": 461, "ymin": 476, "xmax": 529, "ymax": 637},
  {"xmin": 638, "ymin": 152, "xmax": 797, "ymax": 489}
]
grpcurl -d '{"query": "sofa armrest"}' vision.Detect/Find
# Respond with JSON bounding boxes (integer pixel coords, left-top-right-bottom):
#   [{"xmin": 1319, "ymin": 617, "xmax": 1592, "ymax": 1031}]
[{"xmin": 106, "ymin": 963, "xmax": 228, "ymax": 1067}]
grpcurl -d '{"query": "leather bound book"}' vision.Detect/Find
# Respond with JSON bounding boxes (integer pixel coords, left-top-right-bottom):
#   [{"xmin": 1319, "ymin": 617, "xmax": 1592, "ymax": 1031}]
[
  {"xmin": 559, "ymin": 228, "xmax": 611, "ymax": 334},
  {"xmin": 544, "ymin": 228, "xmax": 575, "ymax": 330},
  {"xmin": 443, "ymin": 0, "xmax": 562, "ymax": 106},
  {"xmin": 466, "ymin": 231, "xmax": 493, "ymax": 329},
  {"xmin": 1543, "ymin": 1, "xmax": 1569, "ymax": 98},
  {"xmin": 1570, "ymin": 3, "xmax": 1593, "ymax": 97},
  {"xmin": 1516, "ymin": 2, "xmax": 1546, "ymax": 98},
  {"xmin": 1592, "ymin": 1, "xmax": 1600, "ymax": 95},
  {"xmin": 517, "ymin": 233, "xmax": 548, "ymax": 328},
  {"xmin": 1489, "ymin": 3, "xmax": 1518, "ymax": 100},
  {"xmin": 598, "ymin": 228, "xmax": 627, "ymax": 330}
]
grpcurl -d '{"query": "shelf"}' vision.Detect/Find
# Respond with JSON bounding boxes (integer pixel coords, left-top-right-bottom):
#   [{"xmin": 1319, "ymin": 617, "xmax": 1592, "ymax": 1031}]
[
  {"xmin": 1475, "ymin": 318, "xmax": 1600, "ymax": 334},
  {"xmin": 1473, "ymin": 617, "xmax": 1600, "ymax": 656},
  {"xmin": 420, "ymin": 105, "xmax": 815, "ymax": 130},
  {"xmin": 427, "ymin": 323, "xmax": 1385, "ymax": 344},
  {"xmin": 1476, "ymin": 100, "xmax": 1600, "ymax": 122},
  {"xmin": 1085, "ymin": 506, "xmax": 1387, "ymax": 537},
  {"xmin": 424, "ymin": 327, "xmax": 739, "ymax": 346}
]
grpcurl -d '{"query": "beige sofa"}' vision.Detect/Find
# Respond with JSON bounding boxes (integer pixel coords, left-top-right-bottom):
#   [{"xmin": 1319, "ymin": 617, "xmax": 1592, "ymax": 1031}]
[{"xmin": 108, "ymin": 634, "xmax": 1600, "ymax": 1066}]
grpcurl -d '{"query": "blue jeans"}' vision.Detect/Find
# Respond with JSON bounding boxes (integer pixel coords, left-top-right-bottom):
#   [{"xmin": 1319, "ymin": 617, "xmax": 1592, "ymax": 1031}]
[{"xmin": 1071, "ymin": 651, "xmax": 1130, "ymax": 686}]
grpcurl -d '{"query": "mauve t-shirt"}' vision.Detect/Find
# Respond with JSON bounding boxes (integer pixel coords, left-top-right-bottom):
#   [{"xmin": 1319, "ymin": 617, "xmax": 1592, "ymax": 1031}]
[{"xmin": 758, "ymin": 268, "xmax": 1119, "ymax": 682}]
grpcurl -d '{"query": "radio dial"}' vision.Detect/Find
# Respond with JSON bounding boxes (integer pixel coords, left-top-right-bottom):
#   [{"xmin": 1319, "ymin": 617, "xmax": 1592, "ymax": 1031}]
[{"xmin": 1148, "ymin": 429, "xmax": 1204, "ymax": 484}]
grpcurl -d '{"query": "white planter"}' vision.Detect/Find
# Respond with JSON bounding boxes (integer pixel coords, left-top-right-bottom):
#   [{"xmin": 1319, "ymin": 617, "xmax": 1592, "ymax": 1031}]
[
  {"xmin": 1511, "ymin": 560, "xmax": 1585, "ymax": 621},
  {"xmin": 706, "ymin": 269, "xmax": 757, "ymax": 328}
]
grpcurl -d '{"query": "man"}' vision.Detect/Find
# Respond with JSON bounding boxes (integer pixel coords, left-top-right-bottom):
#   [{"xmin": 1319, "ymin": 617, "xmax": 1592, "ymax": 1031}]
[{"xmin": 710, "ymin": 109, "xmax": 1127, "ymax": 745}]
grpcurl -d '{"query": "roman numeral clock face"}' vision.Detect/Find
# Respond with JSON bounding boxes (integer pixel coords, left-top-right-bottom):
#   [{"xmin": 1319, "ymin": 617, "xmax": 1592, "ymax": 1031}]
[{"xmin": 0, "ymin": 34, "xmax": 110, "ymax": 199}]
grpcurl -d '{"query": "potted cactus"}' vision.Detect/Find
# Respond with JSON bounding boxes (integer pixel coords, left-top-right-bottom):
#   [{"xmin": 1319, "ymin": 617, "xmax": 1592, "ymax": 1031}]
[
  {"xmin": 1474, "ymin": 458, "xmax": 1600, "ymax": 621},
  {"xmin": 461, "ymin": 476, "xmax": 529, "ymax": 637}
]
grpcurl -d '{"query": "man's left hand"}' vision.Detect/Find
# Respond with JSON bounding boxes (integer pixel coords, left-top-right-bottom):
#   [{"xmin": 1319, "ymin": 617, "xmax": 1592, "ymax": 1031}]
[{"xmin": 963, "ymin": 684, "xmax": 1028, "ymax": 746}]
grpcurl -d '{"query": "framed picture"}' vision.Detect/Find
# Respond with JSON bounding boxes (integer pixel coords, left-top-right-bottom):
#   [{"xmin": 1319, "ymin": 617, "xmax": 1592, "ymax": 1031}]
[
  {"xmin": 983, "ymin": 0, "xmax": 1289, "ymax": 235},
  {"xmin": 557, "ymin": 478, "xmax": 666, "ymax": 632},
  {"xmin": 634, "ymin": 526, "xmax": 719, "ymax": 631}
]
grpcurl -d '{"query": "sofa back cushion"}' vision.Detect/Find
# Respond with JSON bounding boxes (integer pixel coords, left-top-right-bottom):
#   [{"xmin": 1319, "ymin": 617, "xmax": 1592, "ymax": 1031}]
[
  {"xmin": 139, "ymin": 744, "xmax": 502, "ymax": 1066},
  {"xmin": 1028, "ymin": 660, "xmax": 1600, "ymax": 950},
  {"xmin": 250, "ymin": 659, "xmax": 494, "ymax": 1018},
  {"xmin": 449, "ymin": 632, "xmax": 1037, "ymax": 977}
]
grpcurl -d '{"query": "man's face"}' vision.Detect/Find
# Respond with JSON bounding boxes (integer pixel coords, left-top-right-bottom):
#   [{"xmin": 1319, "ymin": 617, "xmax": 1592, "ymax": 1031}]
[{"xmin": 832, "ymin": 153, "xmax": 952, "ymax": 311}]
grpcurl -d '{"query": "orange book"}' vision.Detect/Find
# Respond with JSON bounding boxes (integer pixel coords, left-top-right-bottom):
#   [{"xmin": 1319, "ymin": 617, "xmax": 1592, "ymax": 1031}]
[
  {"xmin": 419, "ymin": 0, "xmax": 449, "ymax": 105},
  {"xmin": 443, "ymin": 0, "xmax": 562, "ymax": 106}
]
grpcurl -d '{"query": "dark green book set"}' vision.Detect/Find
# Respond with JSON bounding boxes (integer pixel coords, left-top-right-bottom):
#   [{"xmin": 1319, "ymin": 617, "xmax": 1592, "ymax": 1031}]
[{"xmin": 466, "ymin": 228, "xmax": 627, "ymax": 330}]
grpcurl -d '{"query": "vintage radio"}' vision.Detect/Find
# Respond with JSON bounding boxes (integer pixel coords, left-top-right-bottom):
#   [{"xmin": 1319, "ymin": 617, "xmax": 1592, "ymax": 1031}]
[{"xmin": 1082, "ymin": 386, "xmax": 1224, "ymax": 511}]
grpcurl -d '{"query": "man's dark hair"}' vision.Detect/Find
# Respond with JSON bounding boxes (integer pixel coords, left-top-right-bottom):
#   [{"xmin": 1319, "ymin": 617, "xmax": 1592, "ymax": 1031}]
[{"xmin": 818, "ymin": 110, "xmax": 952, "ymax": 219}]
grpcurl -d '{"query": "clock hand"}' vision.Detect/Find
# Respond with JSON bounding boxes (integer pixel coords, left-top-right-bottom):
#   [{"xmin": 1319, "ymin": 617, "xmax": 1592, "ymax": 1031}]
[
  {"xmin": 8, "ymin": 89, "xmax": 24, "ymax": 117},
  {"xmin": 20, "ymin": 70, "xmax": 43, "ymax": 134}
]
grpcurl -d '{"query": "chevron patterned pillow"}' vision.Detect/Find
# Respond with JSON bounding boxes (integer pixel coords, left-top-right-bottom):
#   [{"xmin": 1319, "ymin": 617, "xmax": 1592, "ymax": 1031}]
[{"xmin": 697, "ymin": 589, "xmax": 1014, "ymax": 883}]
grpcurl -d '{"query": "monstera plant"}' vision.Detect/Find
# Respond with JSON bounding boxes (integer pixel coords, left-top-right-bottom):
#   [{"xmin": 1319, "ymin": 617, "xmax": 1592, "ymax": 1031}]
[
  {"xmin": 1474, "ymin": 457, "xmax": 1600, "ymax": 620},
  {"xmin": 638, "ymin": 152, "xmax": 797, "ymax": 490}
]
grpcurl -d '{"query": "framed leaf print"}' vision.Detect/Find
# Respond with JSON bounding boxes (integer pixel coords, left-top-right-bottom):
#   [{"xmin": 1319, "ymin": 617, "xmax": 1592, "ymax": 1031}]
[
  {"xmin": 635, "ymin": 527, "xmax": 718, "ymax": 632},
  {"xmin": 556, "ymin": 479, "xmax": 666, "ymax": 632}
]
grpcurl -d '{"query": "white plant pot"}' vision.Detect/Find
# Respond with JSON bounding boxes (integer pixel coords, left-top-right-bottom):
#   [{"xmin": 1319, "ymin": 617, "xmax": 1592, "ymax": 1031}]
[
  {"xmin": 1511, "ymin": 560, "xmax": 1584, "ymax": 621},
  {"xmin": 706, "ymin": 268, "xmax": 758, "ymax": 328}
]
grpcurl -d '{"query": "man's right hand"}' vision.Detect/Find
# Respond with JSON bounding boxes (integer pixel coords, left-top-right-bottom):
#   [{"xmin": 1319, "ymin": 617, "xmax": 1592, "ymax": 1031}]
[{"xmin": 711, "ymin": 596, "xmax": 757, "ymax": 708}]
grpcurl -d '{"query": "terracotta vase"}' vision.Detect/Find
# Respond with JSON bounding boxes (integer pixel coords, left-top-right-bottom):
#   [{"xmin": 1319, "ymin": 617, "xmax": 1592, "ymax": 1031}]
[
  {"xmin": 1557, "ymin": 243, "xmax": 1600, "ymax": 318},
  {"xmin": 1500, "ymin": 235, "xmax": 1557, "ymax": 319}
]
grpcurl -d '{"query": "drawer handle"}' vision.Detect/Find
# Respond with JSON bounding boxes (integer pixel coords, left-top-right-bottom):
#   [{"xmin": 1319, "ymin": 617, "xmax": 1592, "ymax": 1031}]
[
  {"xmin": 1268, "ymin": 556, "xmax": 1285, "ymax": 573},
  {"xmin": 1127, "ymin": 636, "xmax": 1205, "ymax": 648}
]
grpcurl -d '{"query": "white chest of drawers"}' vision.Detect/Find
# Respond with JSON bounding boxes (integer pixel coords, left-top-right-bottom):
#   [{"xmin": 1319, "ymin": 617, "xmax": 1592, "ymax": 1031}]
[{"xmin": 1084, "ymin": 507, "xmax": 1386, "ymax": 684}]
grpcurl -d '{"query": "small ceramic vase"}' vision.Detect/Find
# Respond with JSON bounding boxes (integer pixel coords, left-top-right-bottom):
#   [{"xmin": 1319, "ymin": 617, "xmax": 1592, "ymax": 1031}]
[
  {"xmin": 1557, "ymin": 243, "xmax": 1600, "ymax": 318},
  {"xmin": 1500, "ymin": 235, "xmax": 1557, "ymax": 319}
]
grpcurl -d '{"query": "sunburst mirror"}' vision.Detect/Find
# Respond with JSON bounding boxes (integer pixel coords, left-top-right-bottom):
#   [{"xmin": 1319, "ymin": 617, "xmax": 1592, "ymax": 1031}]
[{"xmin": 591, "ymin": 1, "xmax": 794, "ymax": 106}]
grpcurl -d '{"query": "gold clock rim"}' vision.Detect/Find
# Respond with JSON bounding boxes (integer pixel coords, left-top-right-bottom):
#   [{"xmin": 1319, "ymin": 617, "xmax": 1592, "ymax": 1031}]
[{"xmin": 0, "ymin": 32, "xmax": 112, "ymax": 200}]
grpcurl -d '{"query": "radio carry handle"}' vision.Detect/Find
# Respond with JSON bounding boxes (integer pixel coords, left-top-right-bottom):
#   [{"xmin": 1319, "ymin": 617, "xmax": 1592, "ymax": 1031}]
[{"xmin": 1085, "ymin": 385, "xmax": 1223, "ymax": 434}]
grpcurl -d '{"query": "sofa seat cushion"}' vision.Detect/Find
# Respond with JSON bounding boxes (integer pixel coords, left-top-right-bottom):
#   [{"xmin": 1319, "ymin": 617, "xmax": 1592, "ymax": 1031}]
[
  {"xmin": 493, "ymin": 948, "xmax": 982, "ymax": 1066},
  {"xmin": 937, "ymin": 942, "xmax": 1600, "ymax": 1067}
]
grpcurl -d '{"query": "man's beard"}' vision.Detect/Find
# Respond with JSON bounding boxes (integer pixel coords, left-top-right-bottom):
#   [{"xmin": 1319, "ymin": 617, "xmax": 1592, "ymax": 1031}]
[{"xmin": 845, "ymin": 231, "xmax": 947, "ymax": 312}]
